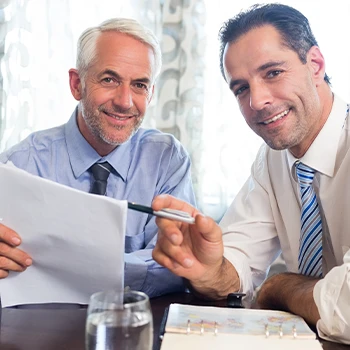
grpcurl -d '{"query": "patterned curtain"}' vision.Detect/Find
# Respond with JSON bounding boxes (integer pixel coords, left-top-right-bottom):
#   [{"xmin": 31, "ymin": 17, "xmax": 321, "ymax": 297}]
[
  {"xmin": 155, "ymin": 0, "xmax": 206, "ymax": 206},
  {"xmin": 1, "ymin": 0, "xmax": 349, "ymax": 222},
  {"xmin": 0, "ymin": 0, "xmax": 164, "ymax": 152},
  {"xmin": 0, "ymin": 0, "xmax": 207, "ymax": 210}
]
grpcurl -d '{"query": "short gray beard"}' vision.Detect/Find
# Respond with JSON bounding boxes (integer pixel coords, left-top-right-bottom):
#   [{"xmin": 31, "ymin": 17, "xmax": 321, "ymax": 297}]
[{"xmin": 80, "ymin": 99, "xmax": 143, "ymax": 146}]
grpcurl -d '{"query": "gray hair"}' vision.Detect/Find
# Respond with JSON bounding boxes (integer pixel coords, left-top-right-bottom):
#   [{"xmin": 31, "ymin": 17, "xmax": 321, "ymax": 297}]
[{"xmin": 76, "ymin": 18, "xmax": 162, "ymax": 84}]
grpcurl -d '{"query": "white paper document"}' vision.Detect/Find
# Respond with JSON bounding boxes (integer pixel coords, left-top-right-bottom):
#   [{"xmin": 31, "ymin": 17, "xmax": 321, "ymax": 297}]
[{"xmin": 0, "ymin": 163, "xmax": 127, "ymax": 307}]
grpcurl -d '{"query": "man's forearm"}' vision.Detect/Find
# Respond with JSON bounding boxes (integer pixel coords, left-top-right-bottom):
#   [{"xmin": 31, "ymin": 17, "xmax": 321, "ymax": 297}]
[
  {"xmin": 188, "ymin": 258, "xmax": 241, "ymax": 300},
  {"xmin": 257, "ymin": 272, "xmax": 321, "ymax": 326}
]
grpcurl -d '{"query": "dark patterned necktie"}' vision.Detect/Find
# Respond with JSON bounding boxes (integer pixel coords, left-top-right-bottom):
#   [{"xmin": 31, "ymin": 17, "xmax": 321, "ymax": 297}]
[
  {"xmin": 89, "ymin": 162, "xmax": 113, "ymax": 195},
  {"xmin": 296, "ymin": 162, "xmax": 322, "ymax": 277}
]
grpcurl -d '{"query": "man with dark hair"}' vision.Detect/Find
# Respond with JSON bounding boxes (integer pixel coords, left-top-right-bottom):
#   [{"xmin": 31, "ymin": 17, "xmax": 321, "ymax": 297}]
[
  {"xmin": 218, "ymin": 3, "xmax": 331, "ymax": 84},
  {"xmin": 152, "ymin": 3, "xmax": 350, "ymax": 344}
]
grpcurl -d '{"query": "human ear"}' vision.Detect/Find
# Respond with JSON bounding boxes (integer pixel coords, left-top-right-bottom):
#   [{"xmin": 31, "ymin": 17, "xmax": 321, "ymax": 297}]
[
  {"xmin": 68, "ymin": 68, "xmax": 83, "ymax": 101},
  {"xmin": 307, "ymin": 46, "xmax": 326, "ymax": 86}
]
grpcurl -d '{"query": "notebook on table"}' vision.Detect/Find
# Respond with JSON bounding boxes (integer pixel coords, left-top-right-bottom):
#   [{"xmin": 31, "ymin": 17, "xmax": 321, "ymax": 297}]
[{"xmin": 160, "ymin": 303, "xmax": 323, "ymax": 350}]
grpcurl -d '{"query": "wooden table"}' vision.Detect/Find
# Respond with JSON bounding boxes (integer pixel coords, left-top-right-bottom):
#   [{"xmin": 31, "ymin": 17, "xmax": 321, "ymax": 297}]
[{"xmin": 0, "ymin": 293, "xmax": 349, "ymax": 350}]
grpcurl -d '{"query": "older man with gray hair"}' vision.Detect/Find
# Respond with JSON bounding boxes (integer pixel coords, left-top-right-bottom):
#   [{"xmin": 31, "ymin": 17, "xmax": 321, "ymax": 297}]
[{"xmin": 0, "ymin": 18, "xmax": 195, "ymax": 299}]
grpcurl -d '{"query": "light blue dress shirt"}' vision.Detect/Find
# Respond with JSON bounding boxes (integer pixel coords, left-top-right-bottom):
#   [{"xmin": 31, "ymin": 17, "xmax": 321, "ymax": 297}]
[{"xmin": 0, "ymin": 108, "xmax": 196, "ymax": 298}]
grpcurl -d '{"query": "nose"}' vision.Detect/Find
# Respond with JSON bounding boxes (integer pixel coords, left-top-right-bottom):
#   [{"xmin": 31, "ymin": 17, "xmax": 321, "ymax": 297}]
[
  {"xmin": 113, "ymin": 85, "xmax": 133, "ymax": 110},
  {"xmin": 249, "ymin": 81, "xmax": 272, "ymax": 111}
]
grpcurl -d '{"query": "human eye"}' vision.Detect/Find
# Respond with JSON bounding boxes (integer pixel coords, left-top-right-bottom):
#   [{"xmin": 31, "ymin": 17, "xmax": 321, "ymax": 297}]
[
  {"xmin": 266, "ymin": 70, "xmax": 282, "ymax": 78},
  {"xmin": 135, "ymin": 82, "xmax": 148, "ymax": 90},
  {"xmin": 102, "ymin": 77, "xmax": 114, "ymax": 84},
  {"xmin": 234, "ymin": 85, "xmax": 249, "ymax": 96},
  {"xmin": 133, "ymin": 82, "xmax": 150, "ymax": 94}
]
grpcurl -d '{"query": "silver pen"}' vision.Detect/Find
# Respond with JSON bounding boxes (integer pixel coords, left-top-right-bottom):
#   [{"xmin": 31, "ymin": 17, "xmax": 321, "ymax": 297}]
[{"xmin": 128, "ymin": 202, "xmax": 195, "ymax": 224}]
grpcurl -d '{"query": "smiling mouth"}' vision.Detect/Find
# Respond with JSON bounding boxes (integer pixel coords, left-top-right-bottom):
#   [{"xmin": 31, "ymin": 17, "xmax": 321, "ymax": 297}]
[
  {"xmin": 262, "ymin": 109, "xmax": 290, "ymax": 125},
  {"xmin": 104, "ymin": 111, "xmax": 134, "ymax": 120}
]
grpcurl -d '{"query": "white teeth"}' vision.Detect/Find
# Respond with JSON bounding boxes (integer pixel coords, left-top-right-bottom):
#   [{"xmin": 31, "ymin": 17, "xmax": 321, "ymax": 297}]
[
  {"xmin": 114, "ymin": 116, "xmax": 129, "ymax": 120},
  {"xmin": 106, "ymin": 112, "xmax": 130, "ymax": 120},
  {"xmin": 263, "ymin": 109, "xmax": 289, "ymax": 125}
]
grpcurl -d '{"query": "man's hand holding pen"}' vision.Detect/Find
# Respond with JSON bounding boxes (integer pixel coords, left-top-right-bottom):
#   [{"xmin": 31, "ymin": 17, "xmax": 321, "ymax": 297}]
[{"xmin": 151, "ymin": 194, "xmax": 234, "ymax": 299}]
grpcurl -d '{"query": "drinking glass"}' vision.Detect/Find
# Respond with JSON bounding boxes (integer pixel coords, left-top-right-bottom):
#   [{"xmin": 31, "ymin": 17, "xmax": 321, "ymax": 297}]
[{"xmin": 85, "ymin": 290, "xmax": 153, "ymax": 350}]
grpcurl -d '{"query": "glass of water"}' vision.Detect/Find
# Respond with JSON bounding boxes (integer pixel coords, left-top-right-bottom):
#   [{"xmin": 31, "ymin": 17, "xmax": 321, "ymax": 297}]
[{"xmin": 85, "ymin": 290, "xmax": 153, "ymax": 350}]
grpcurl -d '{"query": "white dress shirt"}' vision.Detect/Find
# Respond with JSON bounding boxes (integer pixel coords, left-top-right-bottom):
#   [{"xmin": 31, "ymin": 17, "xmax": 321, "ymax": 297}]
[
  {"xmin": 220, "ymin": 94, "xmax": 350, "ymax": 343},
  {"xmin": 314, "ymin": 249, "xmax": 350, "ymax": 344}
]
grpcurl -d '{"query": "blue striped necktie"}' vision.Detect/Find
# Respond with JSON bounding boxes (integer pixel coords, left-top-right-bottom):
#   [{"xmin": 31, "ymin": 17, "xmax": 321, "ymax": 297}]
[{"xmin": 296, "ymin": 162, "xmax": 322, "ymax": 277}]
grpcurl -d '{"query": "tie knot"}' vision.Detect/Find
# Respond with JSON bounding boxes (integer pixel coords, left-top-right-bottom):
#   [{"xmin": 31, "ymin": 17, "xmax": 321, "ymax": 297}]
[
  {"xmin": 90, "ymin": 162, "xmax": 113, "ymax": 181},
  {"xmin": 296, "ymin": 162, "xmax": 315, "ymax": 186}
]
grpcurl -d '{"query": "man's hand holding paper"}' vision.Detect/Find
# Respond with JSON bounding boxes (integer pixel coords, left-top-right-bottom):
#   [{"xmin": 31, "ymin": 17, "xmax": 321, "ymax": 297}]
[{"xmin": 0, "ymin": 223, "xmax": 32, "ymax": 278}]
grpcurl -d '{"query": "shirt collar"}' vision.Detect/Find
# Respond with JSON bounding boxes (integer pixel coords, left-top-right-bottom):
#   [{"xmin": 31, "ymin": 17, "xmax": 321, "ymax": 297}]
[
  {"xmin": 65, "ymin": 106, "xmax": 133, "ymax": 181},
  {"xmin": 287, "ymin": 93, "xmax": 348, "ymax": 177}
]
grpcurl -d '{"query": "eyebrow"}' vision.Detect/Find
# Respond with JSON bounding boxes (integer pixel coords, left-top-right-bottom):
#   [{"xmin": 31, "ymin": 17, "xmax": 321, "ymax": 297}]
[
  {"xmin": 229, "ymin": 60, "xmax": 286, "ymax": 91},
  {"xmin": 98, "ymin": 69, "xmax": 151, "ymax": 85},
  {"xmin": 257, "ymin": 60, "xmax": 286, "ymax": 72}
]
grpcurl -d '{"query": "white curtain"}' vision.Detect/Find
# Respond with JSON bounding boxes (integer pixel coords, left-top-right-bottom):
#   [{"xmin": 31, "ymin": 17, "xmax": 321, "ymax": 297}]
[{"xmin": 0, "ymin": 0, "xmax": 349, "ymax": 220}]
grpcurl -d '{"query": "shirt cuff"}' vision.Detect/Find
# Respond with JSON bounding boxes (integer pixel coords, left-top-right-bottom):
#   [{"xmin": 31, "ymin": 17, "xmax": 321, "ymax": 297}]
[
  {"xmin": 124, "ymin": 251, "xmax": 186, "ymax": 298},
  {"xmin": 124, "ymin": 252, "xmax": 148, "ymax": 291},
  {"xmin": 223, "ymin": 247, "xmax": 254, "ymax": 300},
  {"xmin": 313, "ymin": 261, "xmax": 350, "ymax": 344}
]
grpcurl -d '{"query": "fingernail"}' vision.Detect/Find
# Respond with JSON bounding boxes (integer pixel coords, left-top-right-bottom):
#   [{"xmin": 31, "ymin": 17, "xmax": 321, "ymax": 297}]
[
  {"xmin": 170, "ymin": 234, "xmax": 178, "ymax": 244},
  {"xmin": 25, "ymin": 258, "xmax": 32, "ymax": 266},
  {"xmin": 12, "ymin": 237, "xmax": 21, "ymax": 245},
  {"xmin": 183, "ymin": 258, "xmax": 193, "ymax": 267},
  {"xmin": 197, "ymin": 213, "xmax": 207, "ymax": 221}
]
